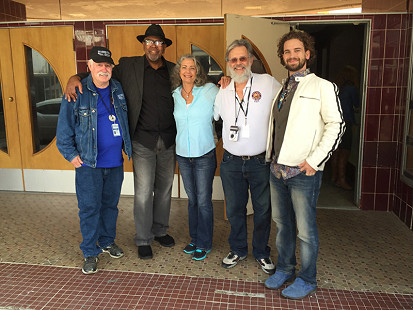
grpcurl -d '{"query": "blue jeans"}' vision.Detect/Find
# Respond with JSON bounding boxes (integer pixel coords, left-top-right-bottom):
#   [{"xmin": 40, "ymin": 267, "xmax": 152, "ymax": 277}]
[
  {"xmin": 270, "ymin": 171, "xmax": 322, "ymax": 285},
  {"xmin": 75, "ymin": 165, "xmax": 124, "ymax": 257},
  {"xmin": 220, "ymin": 151, "xmax": 271, "ymax": 259},
  {"xmin": 177, "ymin": 149, "xmax": 217, "ymax": 251},
  {"xmin": 132, "ymin": 138, "xmax": 176, "ymax": 246}
]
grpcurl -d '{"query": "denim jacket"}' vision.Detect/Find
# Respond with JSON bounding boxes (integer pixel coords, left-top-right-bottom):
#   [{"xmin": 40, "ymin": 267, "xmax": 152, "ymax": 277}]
[{"xmin": 56, "ymin": 75, "xmax": 132, "ymax": 168}]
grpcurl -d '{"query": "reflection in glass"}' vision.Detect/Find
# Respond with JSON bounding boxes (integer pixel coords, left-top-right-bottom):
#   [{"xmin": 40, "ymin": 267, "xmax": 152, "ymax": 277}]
[
  {"xmin": 190, "ymin": 45, "xmax": 224, "ymax": 142},
  {"xmin": 191, "ymin": 45, "xmax": 223, "ymax": 85},
  {"xmin": 0, "ymin": 83, "xmax": 7, "ymax": 153},
  {"xmin": 25, "ymin": 46, "xmax": 62, "ymax": 152},
  {"xmin": 250, "ymin": 49, "xmax": 267, "ymax": 74}
]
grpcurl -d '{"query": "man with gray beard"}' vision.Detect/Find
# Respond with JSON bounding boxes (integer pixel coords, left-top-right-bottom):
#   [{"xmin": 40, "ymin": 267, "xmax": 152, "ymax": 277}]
[{"xmin": 214, "ymin": 39, "xmax": 282, "ymax": 274}]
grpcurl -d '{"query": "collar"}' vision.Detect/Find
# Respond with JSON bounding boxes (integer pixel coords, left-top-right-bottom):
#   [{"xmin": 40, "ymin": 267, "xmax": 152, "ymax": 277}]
[
  {"xmin": 286, "ymin": 68, "xmax": 310, "ymax": 84},
  {"xmin": 144, "ymin": 56, "xmax": 166, "ymax": 70}
]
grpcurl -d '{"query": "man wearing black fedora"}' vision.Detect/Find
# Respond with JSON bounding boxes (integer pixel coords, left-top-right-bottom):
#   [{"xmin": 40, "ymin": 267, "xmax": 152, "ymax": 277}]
[{"xmin": 65, "ymin": 24, "xmax": 176, "ymax": 260}]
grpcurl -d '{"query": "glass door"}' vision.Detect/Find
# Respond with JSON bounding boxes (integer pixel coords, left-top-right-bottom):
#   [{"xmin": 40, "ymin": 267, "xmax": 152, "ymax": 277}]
[
  {"xmin": 0, "ymin": 27, "xmax": 76, "ymax": 191},
  {"xmin": 0, "ymin": 29, "xmax": 23, "ymax": 190}
]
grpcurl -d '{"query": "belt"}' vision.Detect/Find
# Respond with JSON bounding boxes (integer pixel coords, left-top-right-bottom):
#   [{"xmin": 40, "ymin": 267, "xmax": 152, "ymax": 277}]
[{"xmin": 233, "ymin": 152, "xmax": 266, "ymax": 160}]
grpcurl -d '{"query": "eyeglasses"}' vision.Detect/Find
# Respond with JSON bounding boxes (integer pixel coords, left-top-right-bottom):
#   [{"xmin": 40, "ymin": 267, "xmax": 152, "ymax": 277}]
[
  {"xmin": 143, "ymin": 39, "xmax": 165, "ymax": 47},
  {"xmin": 228, "ymin": 56, "xmax": 249, "ymax": 64}
]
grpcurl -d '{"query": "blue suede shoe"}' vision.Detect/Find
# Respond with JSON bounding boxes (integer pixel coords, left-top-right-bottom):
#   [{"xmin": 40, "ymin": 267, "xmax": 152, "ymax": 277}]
[
  {"xmin": 281, "ymin": 277, "xmax": 317, "ymax": 299},
  {"xmin": 264, "ymin": 270, "xmax": 295, "ymax": 289}
]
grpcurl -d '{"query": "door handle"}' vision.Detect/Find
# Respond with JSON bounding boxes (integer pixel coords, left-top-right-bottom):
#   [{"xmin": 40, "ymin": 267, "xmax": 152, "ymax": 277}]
[{"xmin": 8, "ymin": 97, "xmax": 14, "ymax": 102}]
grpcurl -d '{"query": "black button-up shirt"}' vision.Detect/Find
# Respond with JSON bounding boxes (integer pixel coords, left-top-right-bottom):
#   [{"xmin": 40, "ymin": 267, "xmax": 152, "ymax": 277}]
[{"xmin": 135, "ymin": 57, "xmax": 176, "ymax": 150}]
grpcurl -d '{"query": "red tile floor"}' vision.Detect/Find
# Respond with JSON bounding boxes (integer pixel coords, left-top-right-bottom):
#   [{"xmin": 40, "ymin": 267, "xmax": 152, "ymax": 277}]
[
  {"xmin": 1, "ymin": 263, "xmax": 412, "ymax": 310},
  {"xmin": 0, "ymin": 191, "xmax": 413, "ymax": 309}
]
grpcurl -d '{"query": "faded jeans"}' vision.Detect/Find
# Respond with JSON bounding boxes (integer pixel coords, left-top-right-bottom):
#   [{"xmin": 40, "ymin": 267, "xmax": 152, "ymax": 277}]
[{"xmin": 270, "ymin": 171, "xmax": 322, "ymax": 285}]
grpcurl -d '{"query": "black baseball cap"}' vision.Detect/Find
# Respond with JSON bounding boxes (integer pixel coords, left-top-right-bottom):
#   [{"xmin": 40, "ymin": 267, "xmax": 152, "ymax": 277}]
[{"xmin": 89, "ymin": 46, "xmax": 114, "ymax": 65}]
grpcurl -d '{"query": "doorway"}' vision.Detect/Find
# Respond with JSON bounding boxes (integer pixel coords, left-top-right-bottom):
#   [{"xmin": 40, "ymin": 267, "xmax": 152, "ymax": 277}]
[
  {"xmin": 225, "ymin": 15, "xmax": 368, "ymax": 209},
  {"xmin": 295, "ymin": 21, "xmax": 368, "ymax": 209}
]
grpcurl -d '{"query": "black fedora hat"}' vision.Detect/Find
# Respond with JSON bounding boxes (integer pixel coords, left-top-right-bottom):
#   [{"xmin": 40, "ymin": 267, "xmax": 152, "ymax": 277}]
[{"xmin": 136, "ymin": 24, "xmax": 172, "ymax": 47}]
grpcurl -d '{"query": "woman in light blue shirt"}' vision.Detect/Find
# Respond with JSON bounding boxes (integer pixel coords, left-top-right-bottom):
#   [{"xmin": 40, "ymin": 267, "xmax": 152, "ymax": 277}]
[{"xmin": 171, "ymin": 54, "xmax": 219, "ymax": 261}]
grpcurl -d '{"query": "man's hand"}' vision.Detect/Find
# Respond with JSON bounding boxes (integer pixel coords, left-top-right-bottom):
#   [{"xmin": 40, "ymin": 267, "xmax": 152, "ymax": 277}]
[
  {"xmin": 218, "ymin": 76, "xmax": 231, "ymax": 89},
  {"xmin": 70, "ymin": 155, "xmax": 83, "ymax": 168},
  {"xmin": 64, "ymin": 76, "xmax": 82, "ymax": 102},
  {"xmin": 298, "ymin": 160, "xmax": 316, "ymax": 176}
]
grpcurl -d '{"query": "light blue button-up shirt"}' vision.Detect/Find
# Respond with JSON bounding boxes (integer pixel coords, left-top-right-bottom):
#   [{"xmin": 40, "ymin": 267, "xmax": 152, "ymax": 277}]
[{"xmin": 173, "ymin": 82, "xmax": 219, "ymax": 158}]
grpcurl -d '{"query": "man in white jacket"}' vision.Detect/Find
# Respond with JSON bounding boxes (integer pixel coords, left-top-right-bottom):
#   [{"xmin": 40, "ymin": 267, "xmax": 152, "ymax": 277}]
[{"xmin": 264, "ymin": 30, "xmax": 345, "ymax": 299}]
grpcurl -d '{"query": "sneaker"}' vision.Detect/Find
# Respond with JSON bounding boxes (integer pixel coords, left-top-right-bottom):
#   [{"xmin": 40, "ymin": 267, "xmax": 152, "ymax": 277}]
[
  {"xmin": 281, "ymin": 277, "xmax": 317, "ymax": 299},
  {"xmin": 154, "ymin": 234, "xmax": 175, "ymax": 247},
  {"xmin": 138, "ymin": 245, "xmax": 153, "ymax": 259},
  {"xmin": 102, "ymin": 243, "xmax": 124, "ymax": 259},
  {"xmin": 192, "ymin": 249, "xmax": 211, "ymax": 261},
  {"xmin": 82, "ymin": 256, "xmax": 98, "ymax": 274},
  {"xmin": 221, "ymin": 251, "xmax": 246, "ymax": 269},
  {"xmin": 183, "ymin": 243, "xmax": 196, "ymax": 254},
  {"xmin": 265, "ymin": 270, "xmax": 296, "ymax": 289},
  {"xmin": 256, "ymin": 257, "xmax": 275, "ymax": 274}
]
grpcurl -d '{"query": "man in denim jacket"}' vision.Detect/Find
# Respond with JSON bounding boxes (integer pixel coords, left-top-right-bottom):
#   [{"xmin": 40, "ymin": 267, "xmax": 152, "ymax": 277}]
[{"xmin": 56, "ymin": 46, "xmax": 132, "ymax": 274}]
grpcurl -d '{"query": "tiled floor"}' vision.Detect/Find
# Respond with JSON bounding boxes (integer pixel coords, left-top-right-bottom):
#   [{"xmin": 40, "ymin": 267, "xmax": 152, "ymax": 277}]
[{"xmin": 1, "ymin": 191, "xmax": 413, "ymax": 309}]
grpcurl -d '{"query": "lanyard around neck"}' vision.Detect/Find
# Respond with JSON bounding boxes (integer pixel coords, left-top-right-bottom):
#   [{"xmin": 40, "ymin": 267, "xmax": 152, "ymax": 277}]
[
  {"xmin": 94, "ymin": 84, "xmax": 115, "ymax": 122},
  {"xmin": 234, "ymin": 76, "xmax": 253, "ymax": 125}
]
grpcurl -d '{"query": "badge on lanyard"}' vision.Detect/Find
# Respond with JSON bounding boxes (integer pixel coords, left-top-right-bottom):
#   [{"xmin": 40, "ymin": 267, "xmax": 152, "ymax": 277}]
[
  {"xmin": 242, "ymin": 123, "xmax": 250, "ymax": 138},
  {"xmin": 112, "ymin": 123, "xmax": 120, "ymax": 137}
]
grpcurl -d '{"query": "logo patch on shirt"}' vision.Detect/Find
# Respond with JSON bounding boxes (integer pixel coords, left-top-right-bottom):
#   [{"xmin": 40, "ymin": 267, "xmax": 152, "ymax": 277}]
[
  {"xmin": 117, "ymin": 94, "xmax": 125, "ymax": 100},
  {"xmin": 252, "ymin": 91, "xmax": 262, "ymax": 102}
]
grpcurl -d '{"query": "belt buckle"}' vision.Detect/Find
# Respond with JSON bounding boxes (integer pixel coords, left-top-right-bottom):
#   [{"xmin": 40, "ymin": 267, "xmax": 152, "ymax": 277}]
[{"xmin": 241, "ymin": 155, "xmax": 251, "ymax": 160}]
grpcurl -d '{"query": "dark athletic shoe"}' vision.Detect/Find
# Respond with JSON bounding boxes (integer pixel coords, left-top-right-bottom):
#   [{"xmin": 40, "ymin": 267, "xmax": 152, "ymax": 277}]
[
  {"xmin": 192, "ymin": 249, "xmax": 211, "ymax": 261},
  {"xmin": 138, "ymin": 245, "xmax": 153, "ymax": 259},
  {"xmin": 154, "ymin": 234, "xmax": 175, "ymax": 247},
  {"xmin": 183, "ymin": 243, "xmax": 196, "ymax": 254},
  {"xmin": 102, "ymin": 243, "xmax": 124, "ymax": 258},
  {"xmin": 82, "ymin": 256, "xmax": 98, "ymax": 274}
]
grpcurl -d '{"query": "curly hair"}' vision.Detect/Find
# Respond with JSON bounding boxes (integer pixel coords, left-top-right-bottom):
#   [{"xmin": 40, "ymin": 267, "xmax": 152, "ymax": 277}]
[
  {"xmin": 170, "ymin": 54, "xmax": 208, "ymax": 90},
  {"xmin": 277, "ymin": 30, "xmax": 316, "ymax": 67}
]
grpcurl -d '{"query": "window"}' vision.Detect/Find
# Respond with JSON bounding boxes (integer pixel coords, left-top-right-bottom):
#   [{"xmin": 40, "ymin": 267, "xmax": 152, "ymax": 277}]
[
  {"xmin": 191, "ymin": 45, "xmax": 223, "ymax": 85},
  {"xmin": 25, "ymin": 46, "xmax": 63, "ymax": 152}
]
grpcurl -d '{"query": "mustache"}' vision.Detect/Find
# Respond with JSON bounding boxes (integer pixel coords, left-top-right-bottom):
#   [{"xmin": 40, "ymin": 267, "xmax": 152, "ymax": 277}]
[
  {"xmin": 97, "ymin": 72, "xmax": 110, "ymax": 77},
  {"xmin": 234, "ymin": 64, "xmax": 247, "ymax": 70}
]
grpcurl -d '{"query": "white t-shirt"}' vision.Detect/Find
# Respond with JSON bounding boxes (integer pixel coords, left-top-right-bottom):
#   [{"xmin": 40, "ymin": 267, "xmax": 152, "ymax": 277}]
[{"xmin": 214, "ymin": 73, "xmax": 281, "ymax": 156}]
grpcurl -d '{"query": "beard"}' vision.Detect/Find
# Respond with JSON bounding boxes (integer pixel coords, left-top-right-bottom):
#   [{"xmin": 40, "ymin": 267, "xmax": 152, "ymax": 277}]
[
  {"xmin": 228, "ymin": 64, "xmax": 252, "ymax": 84},
  {"xmin": 284, "ymin": 57, "xmax": 306, "ymax": 72},
  {"xmin": 145, "ymin": 47, "xmax": 163, "ymax": 62},
  {"xmin": 147, "ymin": 53, "xmax": 161, "ymax": 62}
]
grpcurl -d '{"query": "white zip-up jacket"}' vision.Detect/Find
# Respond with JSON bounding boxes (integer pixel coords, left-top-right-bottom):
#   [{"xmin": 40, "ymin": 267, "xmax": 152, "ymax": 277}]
[{"xmin": 265, "ymin": 73, "xmax": 345, "ymax": 171}]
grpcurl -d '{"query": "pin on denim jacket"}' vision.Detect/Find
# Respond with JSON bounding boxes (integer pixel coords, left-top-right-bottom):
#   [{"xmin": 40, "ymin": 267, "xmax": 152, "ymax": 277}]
[{"xmin": 56, "ymin": 75, "xmax": 132, "ymax": 168}]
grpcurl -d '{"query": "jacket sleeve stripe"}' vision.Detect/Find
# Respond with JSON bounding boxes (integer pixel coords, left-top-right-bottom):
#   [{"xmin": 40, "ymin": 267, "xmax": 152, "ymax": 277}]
[{"xmin": 317, "ymin": 82, "xmax": 346, "ymax": 167}]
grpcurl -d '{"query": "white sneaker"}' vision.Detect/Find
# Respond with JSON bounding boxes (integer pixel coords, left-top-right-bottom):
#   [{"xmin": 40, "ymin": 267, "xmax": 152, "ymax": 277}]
[
  {"xmin": 222, "ymin": 251, "xmax": 247, "ymax": 269},
  {"xmin": 256, "ymin": 257, "xmax": 275, "ymax": 274}
]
